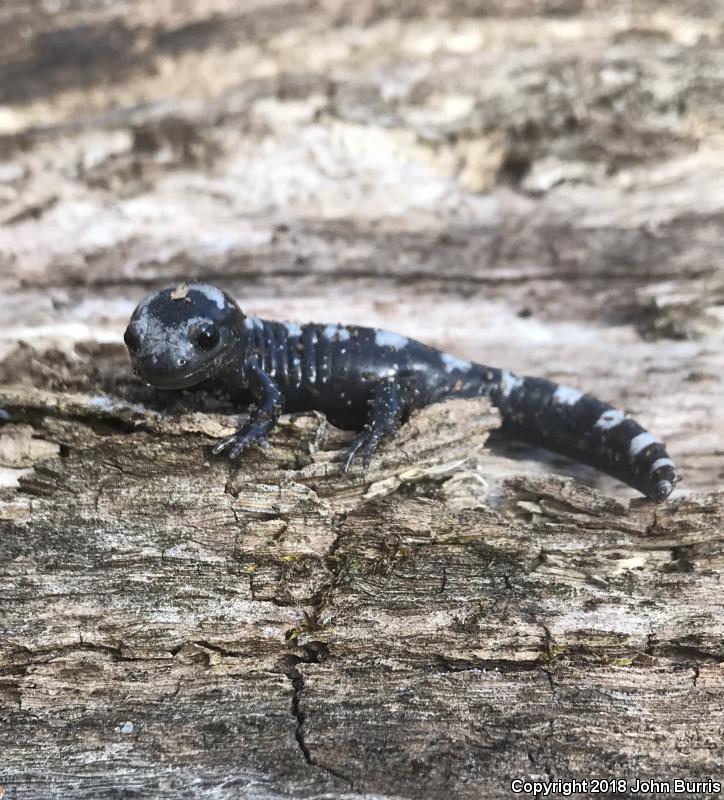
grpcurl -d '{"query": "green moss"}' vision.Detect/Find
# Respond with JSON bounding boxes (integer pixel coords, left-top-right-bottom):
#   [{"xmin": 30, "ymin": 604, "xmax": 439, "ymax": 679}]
[
  {"xmin": 286, "ymin": 611, "xmax": 327, "ymax": 642},
  {"xmin": 539, "ymin": 644, "xmax": 568, "ymax": 664}
]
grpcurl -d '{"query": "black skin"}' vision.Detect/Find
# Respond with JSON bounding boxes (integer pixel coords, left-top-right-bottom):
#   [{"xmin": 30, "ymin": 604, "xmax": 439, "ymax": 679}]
[{"xmin": 124, "ymin": 283, "xmax": 679, "ymax": 502}]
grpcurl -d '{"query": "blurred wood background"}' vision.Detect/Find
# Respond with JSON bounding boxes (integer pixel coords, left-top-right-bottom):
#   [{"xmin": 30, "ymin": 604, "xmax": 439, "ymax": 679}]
[{"xmin": 0, "ymin": 1, "xmax": 723, "ymax": 798}]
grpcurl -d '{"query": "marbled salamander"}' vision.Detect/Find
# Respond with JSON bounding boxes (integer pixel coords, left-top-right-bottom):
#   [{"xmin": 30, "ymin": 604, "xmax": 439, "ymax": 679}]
[{"xmin": 124, "ymin": 282, "xmax": 678, "ymax": 502}]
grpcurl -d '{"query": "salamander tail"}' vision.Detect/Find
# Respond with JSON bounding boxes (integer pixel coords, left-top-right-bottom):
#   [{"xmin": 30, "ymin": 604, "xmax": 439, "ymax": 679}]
[{"xmin": 470, "ymin": 366, "xmax": 678, "ymax": 502}]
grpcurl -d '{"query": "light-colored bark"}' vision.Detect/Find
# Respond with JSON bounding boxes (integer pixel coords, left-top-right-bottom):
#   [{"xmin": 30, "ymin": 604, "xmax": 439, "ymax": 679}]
[{"xmin": 1, "ymin": 1, "xmax": 723, "ymax": 798}]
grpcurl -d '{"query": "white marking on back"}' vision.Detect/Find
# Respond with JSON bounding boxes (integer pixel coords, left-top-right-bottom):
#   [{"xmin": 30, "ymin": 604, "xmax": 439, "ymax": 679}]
[
  {"xmin": 553, "ymin": 385, "xmax": 584, "ymax": 405},
  {"xmin": 323, "ymin": 324, "xmax": 350, "ymax": 341},
  {"xmin": 629, "ymin": 432, "xmax": 661, "ymax": 458},
  {"xmin": 649, "ymin": 457, "xmax": 675, "ymax": 473},
  {"xmin": 244, "ymin": 316, "xmax": 263, "ymax": 330},
  {"xmin": 441, "ymin": 353, "xmax": 472, "ymax": 372},
  {"xmin": 595, "ymin": 409, "xmax": 625, "ymax": 430},
  {"xmin": 192, "ymin": 283, "xmax": 227, "ymax": 310},
  {"xmin": 307, "ymin": 329, "xmax": 318, "ymax": 384},
  {"xmin": 500, "ymin": 370, "xmax": 524, "ymax": 398},
  {"xmin": 375, "ymin": 330, "xmax": 408, "ymax": 350},
  {"xmin": 285, "ymin": 322, "xmax": 302, "ymax": 337}
]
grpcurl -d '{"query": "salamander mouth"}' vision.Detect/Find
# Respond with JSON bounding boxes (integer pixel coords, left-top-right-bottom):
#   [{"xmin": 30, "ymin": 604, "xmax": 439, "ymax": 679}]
[{"xmin": 133, "ymin": 361, "xmax": 214, "ymax": 390}]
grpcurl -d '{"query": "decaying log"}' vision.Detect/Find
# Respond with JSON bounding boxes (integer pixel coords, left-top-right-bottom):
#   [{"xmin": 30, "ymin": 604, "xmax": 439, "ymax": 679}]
[
  {"xmin": 1, "ymin": 0, "xmax": 724, "ymax": 798},
  {"xmin": 1, "ymin": 381, "xmax": 723, "ymax": 799}
]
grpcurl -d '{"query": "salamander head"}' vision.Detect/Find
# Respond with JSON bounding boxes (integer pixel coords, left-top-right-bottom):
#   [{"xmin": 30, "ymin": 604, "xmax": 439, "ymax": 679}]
[{"xmin": 124, "ymin": 282, "xmax": 246, "ymax": 389}]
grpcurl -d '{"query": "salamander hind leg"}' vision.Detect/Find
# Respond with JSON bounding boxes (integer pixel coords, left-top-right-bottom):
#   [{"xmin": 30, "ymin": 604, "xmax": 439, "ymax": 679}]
[{"xmin": 342, "ymin": 376, "xmax": 415, "ymax": 472}]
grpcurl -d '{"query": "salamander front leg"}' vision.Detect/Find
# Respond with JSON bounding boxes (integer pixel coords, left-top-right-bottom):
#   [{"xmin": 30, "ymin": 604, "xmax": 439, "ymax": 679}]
[
  {"xmin": 213, "ymin": 362, "xmax": 283, "ymax": 460},
  {"xmin": 343, "ymin": 376, "xmax": 415, "ymax": 472}
]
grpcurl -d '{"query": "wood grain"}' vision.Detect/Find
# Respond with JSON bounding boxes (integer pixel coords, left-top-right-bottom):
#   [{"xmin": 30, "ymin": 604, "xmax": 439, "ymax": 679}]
[{"xmin": 1, "ymin": 0, "xmax": 723, "ymax": 797}]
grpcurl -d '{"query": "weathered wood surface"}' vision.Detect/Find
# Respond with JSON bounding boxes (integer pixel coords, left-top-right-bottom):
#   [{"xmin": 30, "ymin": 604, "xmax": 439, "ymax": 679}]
[{"xmin": 1, "ymin": 1, "xmax": 723, "ymax": 798}]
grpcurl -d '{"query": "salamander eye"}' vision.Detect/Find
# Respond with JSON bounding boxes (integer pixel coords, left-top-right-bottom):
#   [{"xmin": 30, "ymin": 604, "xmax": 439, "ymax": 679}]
[
  {"xmin": 195, "ymin": 323, "xmax": 220, "ymax": 350},
  {"xmin": 124, "ymin": 325, "xmax": 140, "ymax": 353}
]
